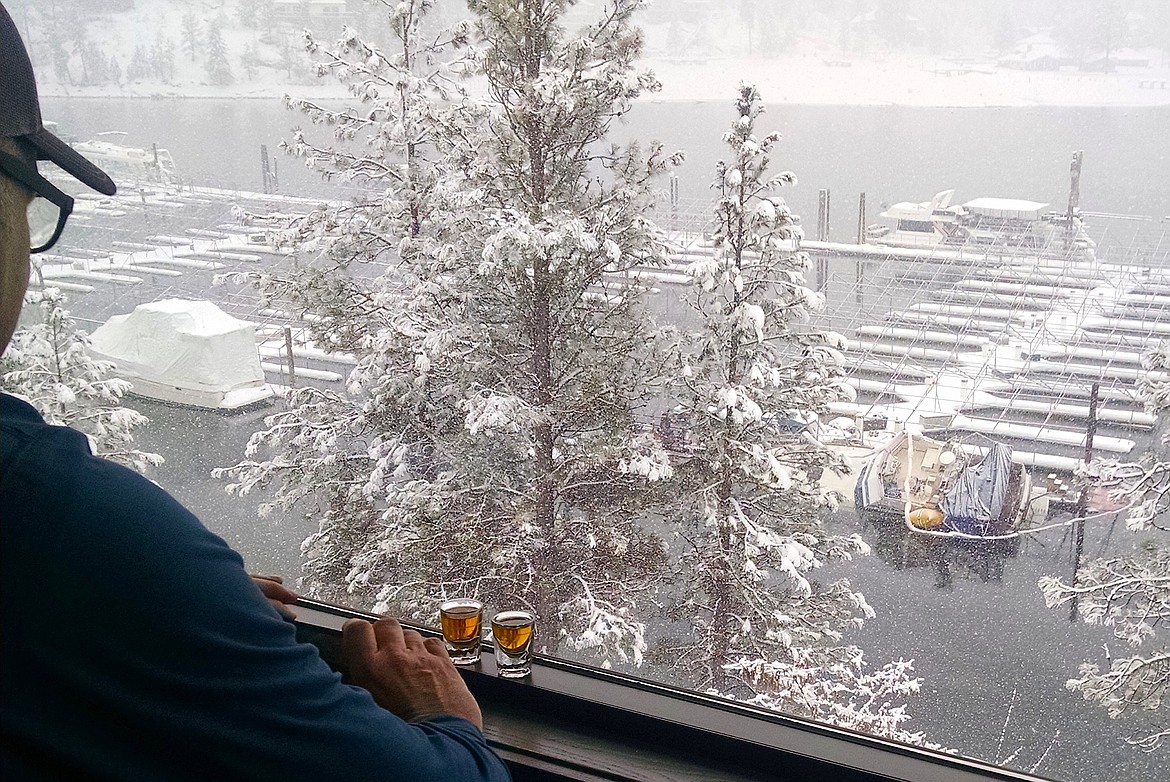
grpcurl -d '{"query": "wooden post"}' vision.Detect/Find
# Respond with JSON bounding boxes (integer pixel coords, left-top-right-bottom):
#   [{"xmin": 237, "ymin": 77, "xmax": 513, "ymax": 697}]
[
  {"xmin": 1070, "ymin": 381, "xmax": 1100, "ymax": 622},
  {"xmin": 261, "ymin": 145, "xmax": 271, "ymax": 194},
  {"xmin": 824, "ymin": 189, "xmax": 831, "ymax": 241},
  {"xmin": 284, "ymin": 326, "xmax": 297, "ymax": 388},
  {"xmin": 816, "ymin": 189, "xmax": 824, "ymax": 241},
  {"xmin": 857, "ymin": 192, "xmax": 867, "ymax": 244},
  {"xmin": 817, "ymin": 188, "xmax": 830, "ymax": 242}
]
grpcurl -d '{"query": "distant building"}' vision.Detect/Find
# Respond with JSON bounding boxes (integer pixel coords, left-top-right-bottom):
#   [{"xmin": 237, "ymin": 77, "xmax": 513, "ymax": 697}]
[
  {"xmin": 1081, "ymin": 49, "xmax": 1153, "ymax": 72},
  {"xmin": 271, "ymin": 0, "xmax": 350, "ymax": 23},
  {"xmin": 998, "ymin": 31, "xmax": 1062, "ymax": 71}
]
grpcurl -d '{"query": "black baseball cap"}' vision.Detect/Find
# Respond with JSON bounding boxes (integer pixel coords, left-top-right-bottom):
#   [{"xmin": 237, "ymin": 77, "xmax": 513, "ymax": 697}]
[{"xmin": 0, "ymin": 3, "xmax": 116, "ymax": 195}]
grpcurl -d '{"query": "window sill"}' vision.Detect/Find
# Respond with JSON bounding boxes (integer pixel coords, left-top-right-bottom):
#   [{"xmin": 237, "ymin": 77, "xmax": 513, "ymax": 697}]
[{"xmin": 293, "ymin": 598, "xmax": 1050, "ymax": 782}]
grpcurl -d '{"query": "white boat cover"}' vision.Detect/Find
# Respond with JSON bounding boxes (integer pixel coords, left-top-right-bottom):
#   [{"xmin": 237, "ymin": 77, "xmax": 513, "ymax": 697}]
[
  {"xmin": 939, "ymin": 443, "xmax": 1014, "ymax": 535},
  {"xmin": 88, "ymin": 299, "xmax": 271, "ymax": 409}
]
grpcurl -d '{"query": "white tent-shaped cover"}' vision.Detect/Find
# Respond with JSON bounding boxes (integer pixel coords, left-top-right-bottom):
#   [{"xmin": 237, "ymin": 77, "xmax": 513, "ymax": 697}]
[{"xmin": 88, "ymin": 299, "xmax": 273, "ymax": 410}]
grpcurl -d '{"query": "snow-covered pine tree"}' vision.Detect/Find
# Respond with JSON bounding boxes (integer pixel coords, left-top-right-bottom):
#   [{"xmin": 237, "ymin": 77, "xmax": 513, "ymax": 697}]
[
  {"xmin": 225, "ymin": 0, "xmax": 478, "ymax": 361},
  {"xmin": 127, "ymin": 45, "xmax": 150, "ymax": 82},
  {"xmin": 237, "ymin": 0, "xmax": 260, "ymax": 28},
  {"xmin": 0, "ymin": 289, "xmax": 162, "ymax": 475},
  {"xmin": 276, "ymin": 33, "xmax": 307, "ymax": 80},
  {"xmin": 241, "ymin": 42, "xmax": 261, "ymax": 80},
  {"xmin": 205, "ymin": 19, "xmax": 234, "ymax": 86},
  {"xmin": 659, "ymin": 84, "xmax": 926, "ymax": 743},
  {"xmin": 1038, "ymin": 346, "xmax": 1170, "ymax": 752},
  {"xmin": 151, "ymin": 34, "xmax": 176, "ymax": 84},
  {"xmin": 181, "ymin": 11, "xmax": 201, "ymax": 63},
  {"xmin": 217, "ymin": 0, "xmax": 680, "ymax": 665}
]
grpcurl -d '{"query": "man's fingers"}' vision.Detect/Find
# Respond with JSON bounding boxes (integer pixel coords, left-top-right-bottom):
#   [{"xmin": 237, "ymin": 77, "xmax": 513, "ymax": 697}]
[
  {"xmin": 371, "ymin": 617, "xmax": 407, "ymax": 651},
  {"xmin": 251, "ymin": 574, "xmax": 299, "ymax": 604},
  {"xmin": 423, "ymin": 637, "xmax": 449, "ymax": 658},
  {"xmin": 342, "ymin": 619, "xmax": 377, "ymax": 663},
  {"xmin": 402, "ymin": 628, "xmax": 427, "ymax": 651}
]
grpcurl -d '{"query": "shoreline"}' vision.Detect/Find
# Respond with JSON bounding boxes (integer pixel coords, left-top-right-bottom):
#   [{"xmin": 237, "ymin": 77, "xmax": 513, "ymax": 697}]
[
  {"xmin": 35, "ymin": 56, "xmax": 1170, "ymax": 109},
  {"xmin": 37, "ymin": 91, "xmax": 1170, "ymax": 109}
]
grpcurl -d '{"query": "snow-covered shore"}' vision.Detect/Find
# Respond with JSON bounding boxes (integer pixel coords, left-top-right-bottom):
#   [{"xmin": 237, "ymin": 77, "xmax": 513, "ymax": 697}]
[
  {"xmin": 38, "ymin": 53, "xmax": 1170, "ymax": 107},
  {"xmin": 648, "ymin": 56, "xmax": 1170, "ymax": 107}
]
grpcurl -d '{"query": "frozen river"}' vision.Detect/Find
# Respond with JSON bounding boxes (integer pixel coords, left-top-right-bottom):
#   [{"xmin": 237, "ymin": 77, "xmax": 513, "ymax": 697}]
[{"xmin": 34, "ymin": 97, "xmax": 1170, "ymax": 781}]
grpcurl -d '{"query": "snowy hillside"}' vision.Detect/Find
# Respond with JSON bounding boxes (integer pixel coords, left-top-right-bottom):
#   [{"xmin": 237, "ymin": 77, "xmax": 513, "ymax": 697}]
[{"xmin": 10, "ymin": 0, "xmax": 1170, "ymax": 106}]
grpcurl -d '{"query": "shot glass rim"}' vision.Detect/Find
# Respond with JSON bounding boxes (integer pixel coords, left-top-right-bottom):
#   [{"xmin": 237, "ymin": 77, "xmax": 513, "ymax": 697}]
[
  {"xmin": 439, "ymin": 598, "xmax": 484, "ymax": 614},
  {"xmin": 490, "ymin": 609, "xmax": 536, "ymax": 627}
]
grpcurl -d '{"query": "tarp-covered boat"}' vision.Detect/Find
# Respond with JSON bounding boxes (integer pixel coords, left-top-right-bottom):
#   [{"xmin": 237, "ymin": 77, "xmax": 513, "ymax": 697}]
[{"xmin": 854, "ymin": 430, "xmax": 1034, "ymax": 537}]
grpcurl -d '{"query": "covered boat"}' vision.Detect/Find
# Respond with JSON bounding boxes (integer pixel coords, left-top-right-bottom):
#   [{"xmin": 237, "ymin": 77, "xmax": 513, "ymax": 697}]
[
  {"xmin": 71, "ymin": 135, "xmax": 180, "ymax": 188},
  {"xmin": 853, "ymin": 430, "xmax": 1034, "ymax": 537},
  {"xmin": 867, "ymin": 189, "xmax": 1095, "ymax": 260},
  {"xmin": 88, "ymin": 299, "xmax": 273, "ymax": 410}
]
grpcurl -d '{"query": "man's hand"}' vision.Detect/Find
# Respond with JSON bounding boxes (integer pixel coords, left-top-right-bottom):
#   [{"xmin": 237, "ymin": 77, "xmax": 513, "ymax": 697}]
[
  {"xmin": 250, "ymin": 574, "xmax": 299, "ymax": 620},
  {"xmin": 341, "ymin": 617, "xmax": 484, "ymax": 731}
]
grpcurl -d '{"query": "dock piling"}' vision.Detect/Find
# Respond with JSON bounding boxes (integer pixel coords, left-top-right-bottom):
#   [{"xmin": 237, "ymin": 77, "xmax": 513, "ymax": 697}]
[
  {"xmin": 857, "ymin": 192, "xmax": 867, "ymax": 244},
  {"xmin": 816, "ymin": 188, "xmax": 830, "ymax": 242}
]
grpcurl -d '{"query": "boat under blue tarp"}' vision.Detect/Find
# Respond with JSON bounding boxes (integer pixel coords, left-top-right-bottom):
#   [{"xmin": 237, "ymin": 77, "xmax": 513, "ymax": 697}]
[{"xmin": 939, "ymin": 444, "xmax": 1014, "ymax": 535}]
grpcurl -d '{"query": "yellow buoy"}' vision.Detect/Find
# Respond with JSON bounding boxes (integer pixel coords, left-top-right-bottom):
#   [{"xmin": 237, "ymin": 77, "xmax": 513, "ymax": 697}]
[{"xmin": 908, "ymin": 507, "xmax": 944, "ymax": 530}]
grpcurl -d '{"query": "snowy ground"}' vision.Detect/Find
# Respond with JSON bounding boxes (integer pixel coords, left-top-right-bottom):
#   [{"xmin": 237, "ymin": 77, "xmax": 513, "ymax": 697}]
[
  {"xmin": 647, "ymin": 55, "xmax": 1170, "ymax": 107},
  {"xmin": 22, "ymin": 0, "xmax": 1170, "ymax": 106}
]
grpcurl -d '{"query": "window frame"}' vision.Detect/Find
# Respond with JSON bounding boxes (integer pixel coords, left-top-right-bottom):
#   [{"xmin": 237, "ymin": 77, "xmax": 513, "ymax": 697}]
[{"xmin": 293, "ymin": 598, "xmax": 1055, "ymax": 782}]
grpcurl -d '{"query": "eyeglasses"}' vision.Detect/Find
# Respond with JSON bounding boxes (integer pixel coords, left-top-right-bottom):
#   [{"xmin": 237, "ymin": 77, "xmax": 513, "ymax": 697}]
[{"xmin": 0, "ymin": 148, "xmax": 75, "ymax": 254}]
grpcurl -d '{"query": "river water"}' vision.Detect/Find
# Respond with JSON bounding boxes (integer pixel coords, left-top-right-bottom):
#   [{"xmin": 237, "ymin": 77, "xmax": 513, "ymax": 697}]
[{"xmin": 35, "ymin": 96, "xmax": 1170, "ymax": 781}]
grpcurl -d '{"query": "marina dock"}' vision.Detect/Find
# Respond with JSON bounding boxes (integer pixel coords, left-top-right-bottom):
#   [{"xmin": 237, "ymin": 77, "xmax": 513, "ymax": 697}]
[{"xmin": 32, "ymin": 174, "xmax": 1170, "ymax": 498}]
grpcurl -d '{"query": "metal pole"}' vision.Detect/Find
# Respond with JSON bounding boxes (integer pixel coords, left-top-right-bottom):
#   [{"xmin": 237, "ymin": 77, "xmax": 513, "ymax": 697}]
[
  {"xmin": 283, "ymin": 326, "xmax": 297, "ymax": 388},
  {"xmin": 1070, "ymin": 381, "xmax": 1099, "ymax": 622}
]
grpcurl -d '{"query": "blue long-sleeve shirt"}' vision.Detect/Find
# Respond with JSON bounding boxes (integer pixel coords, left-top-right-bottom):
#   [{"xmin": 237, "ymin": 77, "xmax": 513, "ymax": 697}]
[{"xmin": 0, "ymin": 392, "xmax": 511, "ymax": 781}]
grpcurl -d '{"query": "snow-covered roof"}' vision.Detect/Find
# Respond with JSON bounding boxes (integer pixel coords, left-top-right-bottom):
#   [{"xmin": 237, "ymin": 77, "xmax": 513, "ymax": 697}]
[
  {"xmin": 882, "ymin": 201, "xmax": 937, "ymax": 219},
  {"xmin": 881, "ymin": 190, "xmax": 957, "ymax": 219},
  {"xmin": 963, "ymin": 198, "xmax": 1049, "ymax": 219}
]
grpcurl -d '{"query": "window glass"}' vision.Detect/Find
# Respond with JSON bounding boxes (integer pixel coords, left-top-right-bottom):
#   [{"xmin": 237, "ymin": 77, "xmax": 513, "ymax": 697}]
[{"xmin": 6, "ymin": 1, "xmax": 1168, "ymax": 780}]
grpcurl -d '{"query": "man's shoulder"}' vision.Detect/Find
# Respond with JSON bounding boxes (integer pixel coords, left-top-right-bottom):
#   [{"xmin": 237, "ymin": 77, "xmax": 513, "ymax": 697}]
[
  {"xmin": 0, "ymin": 391, "xmax": 87, "ymax": 458},
  {"xmin": 0, "ymin": 391, "xmax": 205, "ymax": 555}
]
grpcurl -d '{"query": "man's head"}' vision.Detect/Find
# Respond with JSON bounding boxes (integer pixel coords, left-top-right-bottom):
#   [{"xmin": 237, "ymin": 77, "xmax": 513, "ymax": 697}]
[{"xmin": 0, "ymin": 3, "xmax": 116, "ymax": 354}]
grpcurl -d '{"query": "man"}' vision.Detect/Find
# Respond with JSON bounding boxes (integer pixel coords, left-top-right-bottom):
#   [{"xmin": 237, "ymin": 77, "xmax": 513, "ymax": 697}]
[{"xmin": 0, "ymin": 6, "xmax": 509, "ymax": 780}]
